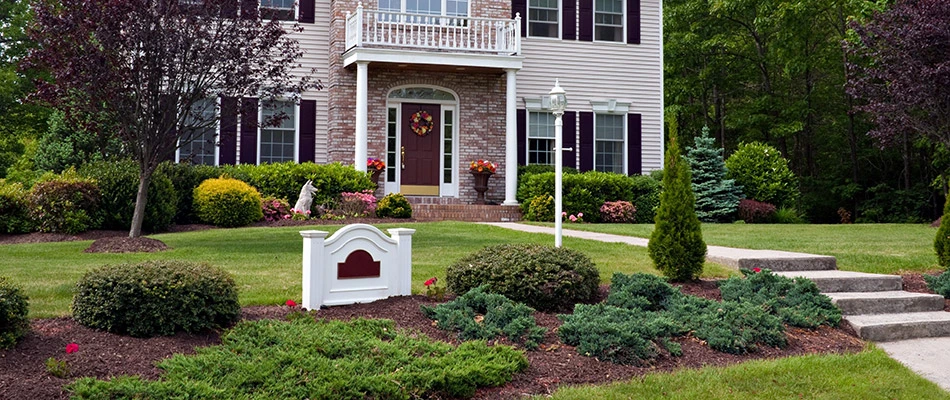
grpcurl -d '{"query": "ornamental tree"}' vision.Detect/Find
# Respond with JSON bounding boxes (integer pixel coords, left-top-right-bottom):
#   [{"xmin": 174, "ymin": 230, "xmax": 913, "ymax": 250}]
[
  {"xmin": 25, "ymin": 0, "xmax": 319, "ymax": 237},
  {"xmin": 648, "ymin": 117, "xmax": 706, "ymax": 282},
  {"xmin": 687, "ymin": 126, "xmax": 743, "ymax": 222}
]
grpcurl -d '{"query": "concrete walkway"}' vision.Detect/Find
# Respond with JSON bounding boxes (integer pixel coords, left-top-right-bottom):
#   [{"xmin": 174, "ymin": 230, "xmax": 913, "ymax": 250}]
[{"xmin": 483, "ymin": 222, "xmax": 950, "ymax": 393}]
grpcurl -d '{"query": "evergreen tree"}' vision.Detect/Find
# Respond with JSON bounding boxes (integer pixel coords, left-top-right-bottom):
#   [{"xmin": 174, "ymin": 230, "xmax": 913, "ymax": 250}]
[
  {"xmin": 649, "ymin": 118, "xmax": 707, "ymax": 281},
  {"xmin": 935, "ymin": 195, "xmax": 950, "ymax": 268},
  {"xmin": 687, "ymin": 126, "xmax": 743, "ymax": 222}
]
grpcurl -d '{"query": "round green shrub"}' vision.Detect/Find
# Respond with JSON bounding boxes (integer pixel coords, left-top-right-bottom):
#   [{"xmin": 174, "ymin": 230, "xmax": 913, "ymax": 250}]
[
  {"xmin": 725, "ymin": 142, "xmax": 800, "ymax": 208},
  {"xmin": 376, "ymin": 193, "xmax": 412, "ymax": 218},
  {"xmin": 446, "ymin": 244, "xmax": 600, "ymax": 312},
  {"xmin": 79, "ymin": 160, "xmax": 178, "ymax": 232},
  {"xmin": 0, "ymin": 182, "xmax": 33, "ymax": 233},
  {"xmin": 28, "ymin": 169, "xmax": 101, "ymax": 234},
  {"xmin": 524, "ymin": 194, "xmax": 554, "ymax": 222},
  {"xmin": 72, "ymin": 260, "xmax": 241, "ymax": 337},
  {"xmin": 193, "ymin": 177, "xmax": 264, "ymax": 227},
  {"xmin": 0, "ymin": 276, "xmax": 29, "ymax": 349}
]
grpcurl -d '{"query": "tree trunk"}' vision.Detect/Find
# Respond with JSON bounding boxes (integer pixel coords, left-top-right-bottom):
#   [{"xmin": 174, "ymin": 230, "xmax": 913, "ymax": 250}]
[{"xmin": 129, "ymin": 169, "xmax": 153, "ymax": 238}]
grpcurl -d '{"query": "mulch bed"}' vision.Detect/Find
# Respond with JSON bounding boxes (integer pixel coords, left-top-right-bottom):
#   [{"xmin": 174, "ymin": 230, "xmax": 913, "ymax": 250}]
[
  {"xmin": 902, "ymin": 272, "xmax": 950, "ymax": 312},
  {"xmin": 0, "ymin": 224, "xmax": 900, "ymax": 399}
]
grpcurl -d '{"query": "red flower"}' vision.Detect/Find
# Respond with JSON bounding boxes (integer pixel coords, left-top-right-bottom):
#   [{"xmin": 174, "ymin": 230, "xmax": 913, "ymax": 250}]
[
  {"xmin": 65, "ymin": 343, "xmax": 79, "ymax": 354},
  {"xmin": 752, "ymin": 267, "xmax": 762, "ymax": 273},
  {"xmin": 285, "ymin": 299, "xmax": 297, "ymax": 307},
  {"xmin": 424, "ymin": 277, "xmax": 437, "ymax": 286}
]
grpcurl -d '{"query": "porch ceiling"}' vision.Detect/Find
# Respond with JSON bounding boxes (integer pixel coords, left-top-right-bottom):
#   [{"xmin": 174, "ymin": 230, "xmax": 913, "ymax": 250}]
[{"xmin": 342, "ymin": 47, "xmax": 524, "ymax": 71}]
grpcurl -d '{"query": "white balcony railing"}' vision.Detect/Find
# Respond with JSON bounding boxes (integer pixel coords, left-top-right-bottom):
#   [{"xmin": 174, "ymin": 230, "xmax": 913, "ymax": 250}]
[{"xmin": 345, "ymin": 3, "xmax": 521, "ymax": 55}]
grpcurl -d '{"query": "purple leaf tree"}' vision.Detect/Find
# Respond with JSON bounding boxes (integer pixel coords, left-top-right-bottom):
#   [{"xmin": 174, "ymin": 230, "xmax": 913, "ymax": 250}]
[{"xmin": 25, "ymin": 0, "xmax": 320, "ymax": 237}]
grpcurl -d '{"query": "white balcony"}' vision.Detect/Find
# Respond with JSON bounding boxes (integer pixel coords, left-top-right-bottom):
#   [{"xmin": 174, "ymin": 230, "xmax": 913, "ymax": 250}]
[{"xmin": 343, "ymin": 4, "xmax": 523, "ymax": 70}]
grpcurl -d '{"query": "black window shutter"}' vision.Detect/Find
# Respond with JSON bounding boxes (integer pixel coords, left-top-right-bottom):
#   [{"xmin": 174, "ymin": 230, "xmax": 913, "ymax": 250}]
[
  {"xmin": 220, "ymin": 0, "xmax": 238, "ymax": 18},
  {"xmin": 562, "ymin": 0, "xmax": 577, "ymax": 40},
  {"xmin": 579, "ymin": 111, "xmax": 594, "ymax": 171},
  {"xmin": 240, "ymin": 0, "xmax": 259, "ymax": 19},
  {"xmin": 512, "ymin": 0, "xmax": 527, "ymax": 37},
  {"xmin": 219, "ymin": 96, "xmax": 239, "ymax": 165},
  {"xmin": 299, "ymin": 0, "xmax": 315, "ymax": 23},
  {"xmin": 578, "ymin": 0, "xmax": 592, "ymax": 42},
  {"xmin": 299, "ymin": 100, "xmax": 317, "ymax": 163},
  {"xmin": 627, "ymin": 113, "xmax": 641, "ymax": 174},
  {"xmin": 563, "ymin": 111, "xmax": 576, "ymax": 168},
  {"xmin": 240, "ymin": 97, "xmax": 259, "ymax": 164},
  {"xmin": 626, "ymin": 0, "xmax": 640, "ymax": 44},
  {"xmin": 517, "ymin": 109, "xmax": 527, "ymax": 166}
]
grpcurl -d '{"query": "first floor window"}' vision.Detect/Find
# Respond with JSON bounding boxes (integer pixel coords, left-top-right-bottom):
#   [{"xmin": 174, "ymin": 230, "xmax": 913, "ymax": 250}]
[
  {"xmin": 528, "ymin": 111, "xmax": 555, "ymax": 165},
  {"xmin": 595, "ymin": 113, "xmax": 624, "ymax": 173},
  {"xmin": 260, "ymin": 100, "xmax": 296, "ymax": 163},
  {"xmin": 179, "ymin": 98, "xmax": 217, "ymax": 165},
  {"xmin": 528, "ymin": 0, "xmax": 559, "ymax": 38},
  {"xmin": 594, "ymin": 0, "xmax": 623, "ymax": 42}
]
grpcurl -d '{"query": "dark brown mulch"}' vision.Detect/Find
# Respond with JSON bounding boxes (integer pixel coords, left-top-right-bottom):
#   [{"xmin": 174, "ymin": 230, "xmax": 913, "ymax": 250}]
[
  {"xmin": 0, "ymin": 285, "xmax": 865, "ymax": 400},
  {"xmin": 902, "ymin": 272, "xmax": 950, "ymax": 312},
  {"xmin": 83, "ymin": 237, "xmax": 169, "ymax": 253}
]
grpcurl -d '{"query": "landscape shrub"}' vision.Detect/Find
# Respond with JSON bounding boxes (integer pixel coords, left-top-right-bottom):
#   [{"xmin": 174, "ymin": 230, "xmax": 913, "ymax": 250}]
[
  {"xmin": 523, "ymin": 194, "xmax": 554, "ymax": 222},
  {"xmin": 724, "ymin": 141, "xmax": 800, "ymax": 208},
  {"xmin": 156, "ymin": 161, "xmax": 221, "ymax": 224},
  {"xmin": 517, "ymin": 164, "xmax": 578, "ymax": 179},
  {"xmin": 648, "ymin": 125, "xmax": 706, "ymax": 282},
  {"xmin": 79, "ymin": 160, "xmax": 177, "ymax": 232},
  {"xmin": 193, "ymin": 177, "xmax": 264, "ymax": 227},
  {"xmin": 737, "ymin": 199, "xmax": 777, "ymax": 223},
  {"xmin": 335, "ymin": 190, "xmax": 377, "ymax": 217},
  {"xmin": 0, "ymin": 276, "xmax": 29, "ymax": 349},
  {"xmin": 225, "ymin": 162, "xmax": 375, "ymax": 212},
  {"xmin": 261, "ymin": 196, "xmax": 292, "ymax": 222},
  {"xmin": 558, "ymin": 303, "xmax": 681, "ymax": 365},
  {"xmin": 72, "ymin": 260, "xmax": 240, "ymax": 337},
  {"xmin": 445, "ymin": 244, "xmax": 599, "ymax": 312},
  {"xmin": 856, "ymin": 183, "xmax": 929, "ymax": 223},
  {"xmin": 773, "ymin": 207, "xmax": 806, "ymax": 224},
  {"xmin": 684, "ymin": 299, "xmax": 787, "ymax": 354},
  {"xmin": 68, "ymin": 318, "xmax": 528, "ymax": 399},
  {"xmin": 718, "ymin": 269, "xmax": 841, "ymax": 329},
  {"xmin": 924, "ymin": 270, "xmax": 950, "ymax": 298},
  {"xmin": 936, "ymin": 195, "xmax": 950, "ymax": 268},
  {"xmin": 629, "ymin": 174, "xmax": 661, "ymax": 223},
  {"xmin": 0, "ymin": 182, "xmax": 33, "ymax": 233},
  {"xmin": 517, "ymin": 171, "xmax": 659, "ymax": 223},
  {"xmin": 375, "ymin": 193, "xmax": 412, "ymax": 218},
  {"xmin": 28, "ymin": 169, "xmax": 101, "ymax": 234},
  {"xmin": 421, "ymin": 286, "xmax": 546, "ymax": 350},
  {"xmin": 687, "ymin": 126, "xmax": 742, "ymax": 222},
  {"xmin": 605, "ymin": 272, "xmax": 678, "ymax": 312},
  {"xmin": 600, "ymin": 200, "xmax": 636, "ymax": 223}
]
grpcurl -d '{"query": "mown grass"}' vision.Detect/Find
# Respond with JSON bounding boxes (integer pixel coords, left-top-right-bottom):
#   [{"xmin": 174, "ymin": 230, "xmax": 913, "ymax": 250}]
[
  {"xmin": 0, "ymin": 221, "xmax": 733, "ymax": 318},
  {"xmin": 535, "ymin": 223, "xmax": 939, "ymax": 275},
  {"xmin": 541, "ymin": 347, "xmax": 950, "ymax": 400}
]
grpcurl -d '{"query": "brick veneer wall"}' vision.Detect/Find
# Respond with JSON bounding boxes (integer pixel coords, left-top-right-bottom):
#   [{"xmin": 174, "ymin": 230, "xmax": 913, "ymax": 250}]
[{"xmin": 327, "ymin": 0, "xmax": 514, "ymax": 204}]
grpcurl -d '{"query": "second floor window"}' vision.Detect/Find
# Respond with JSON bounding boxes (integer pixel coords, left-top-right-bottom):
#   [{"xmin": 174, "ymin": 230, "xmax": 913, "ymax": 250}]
[
  {"xmin": 379, "ymin": 0, "xmax": 469, "ymax": 17},
  {"xmin": 528, "ymin": 0, "xmax": 559, "ymax": 38},
  {"xmin": 594, "ymin": 0, "xmax": 623, "ymax": 42},
  {"xmin": 261, "ymin": 0, "xmax": 295, "ymax": 20}
]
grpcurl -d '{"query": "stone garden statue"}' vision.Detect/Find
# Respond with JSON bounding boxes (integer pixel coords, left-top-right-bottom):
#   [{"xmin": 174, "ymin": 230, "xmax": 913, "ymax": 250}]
[{"xmin": 293, "ymin": 180, "xmax": 317, "ymax": 213}]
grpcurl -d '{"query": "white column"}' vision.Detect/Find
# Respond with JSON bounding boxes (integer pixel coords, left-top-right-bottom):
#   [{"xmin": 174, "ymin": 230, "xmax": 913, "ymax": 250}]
[
  {"xmin": 503, "ymin": 68, "xmax": 519, "ymax": 205},
  {"xmin": 300, "ymin": 230, "xmax": 329, "ymax": 310},
  {"xmin": 388, "ymin": 228, "xmax": 416, "ymax": 296},
  {"xmin": 355, "ymin": 61, "xmax": 369, "ymax": 172}
]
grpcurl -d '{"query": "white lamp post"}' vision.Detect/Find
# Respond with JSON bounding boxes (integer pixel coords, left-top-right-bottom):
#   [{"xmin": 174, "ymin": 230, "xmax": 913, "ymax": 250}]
[{"xmin": 550, "ymin": 79, "xmax": 567, "ymax": 247}]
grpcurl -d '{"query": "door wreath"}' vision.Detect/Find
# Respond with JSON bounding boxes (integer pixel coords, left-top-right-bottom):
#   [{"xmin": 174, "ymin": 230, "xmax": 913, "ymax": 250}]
[{"xmin": 409, "ymin": 110, "xmax": 434, "ymax": 137}]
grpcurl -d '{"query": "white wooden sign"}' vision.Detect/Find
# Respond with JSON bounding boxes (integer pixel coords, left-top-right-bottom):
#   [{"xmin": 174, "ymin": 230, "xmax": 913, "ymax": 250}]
[{"xmin": 300, "ymin": 224, "xmax": 415, "ymax": 310}]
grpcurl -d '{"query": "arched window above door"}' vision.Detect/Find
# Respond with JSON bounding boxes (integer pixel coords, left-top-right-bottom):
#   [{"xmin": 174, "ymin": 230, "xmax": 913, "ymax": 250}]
[{"xmin": 388, "ymin": 87, "xmax": 457, "ymax": 101}]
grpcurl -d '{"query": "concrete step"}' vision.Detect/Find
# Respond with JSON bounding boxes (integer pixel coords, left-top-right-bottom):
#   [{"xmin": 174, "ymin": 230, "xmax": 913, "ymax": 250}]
[
  {"xmin": 826, "ymin": 291, "xmax": 946, "ymax": 315},
  {"xmin": 845, "ymin": 312, "xmax": 950, "ymax": 342},
  {"xmin": 706, "ymin": 247, "xmax": 837, "ymax": 271},
  {"xmin": 775, "ymin": 270, "xmax": 902, "ymax": 292}
]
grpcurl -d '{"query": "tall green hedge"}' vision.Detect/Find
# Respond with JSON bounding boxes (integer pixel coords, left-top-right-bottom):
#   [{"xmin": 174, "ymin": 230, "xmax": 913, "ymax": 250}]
[
  {"xmin": 224, "ymin": 162, "xmax": 375, "ymax": 211},
  {"xmin": 79, "ymin": 160, "xmax": 177, "ymax": 232},
  {"xmin": 517, "ymin": 170, "xmax": 659, "ymax": 223}
]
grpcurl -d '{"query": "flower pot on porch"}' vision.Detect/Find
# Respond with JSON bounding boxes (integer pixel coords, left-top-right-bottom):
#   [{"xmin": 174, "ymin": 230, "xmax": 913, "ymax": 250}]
[
  {"xmin": 471, "ymin": 171, "xmax": 493, "ymax": 204},
  {"xmin": 371, "ymin": 168, "xmax": 383, "ymax": 189}
]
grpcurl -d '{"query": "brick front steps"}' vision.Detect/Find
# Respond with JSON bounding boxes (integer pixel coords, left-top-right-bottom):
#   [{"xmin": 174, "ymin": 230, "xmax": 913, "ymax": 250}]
[{"xmin": 405, "ymin": 197, "xmax": 522, "ymax": 222}]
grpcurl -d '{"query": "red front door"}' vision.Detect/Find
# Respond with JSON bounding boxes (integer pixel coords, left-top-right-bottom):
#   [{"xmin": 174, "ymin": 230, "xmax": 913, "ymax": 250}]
[{"xmin": 400, "ymin": 103, "xmax": 441, "ymax": 195}]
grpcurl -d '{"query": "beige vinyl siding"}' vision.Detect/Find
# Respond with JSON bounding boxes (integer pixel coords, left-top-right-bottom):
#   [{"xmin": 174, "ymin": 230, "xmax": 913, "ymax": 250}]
[
  {"xmin": 516, "ymin": 0, "xmax": 663, "ymax": 171},
  {"xmin": 289, "ymin": 0, "xmax": 332, "ymax": 163}
]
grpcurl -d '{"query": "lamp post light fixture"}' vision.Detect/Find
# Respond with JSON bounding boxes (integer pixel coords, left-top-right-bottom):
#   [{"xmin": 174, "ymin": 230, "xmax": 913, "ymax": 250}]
[{"xmin": 550, "ymin": 79, "xmax": 567, "ymax": 247}]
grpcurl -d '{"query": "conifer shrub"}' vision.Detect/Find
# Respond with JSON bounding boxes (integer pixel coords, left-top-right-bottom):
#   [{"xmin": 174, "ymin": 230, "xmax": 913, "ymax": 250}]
[
  {"xmin": 605, "ymin": 272, "xmax": 678, "ymax": 311},
  {"xmin": 648, "ymin": 119, "xmax": 706, "ymax": 281},
  {"xmin": 28, "ymin": 169, "xmax": 101, "ymax": 234},
  {"xmin": 375, "ymin": 193, "xmax": 412, "ymax": 218},
  {"xmin": 924, "ymin": 270, "xmax": 950, "ymax": 298},
  {"xmin": 445, "ymin": 244, "xmax": 599, "ymax": 312},
  {"xmin": 0, "ymin": 276, "xmax": 30, "ymax": 349},
  {"xmin": 79, "ymin": 160, "xmax": 177, "ymax": 232},
  {"xmin": 680, "ymin": 299, "xmax": 787, "ymax": 354},
  {"xmin": 558, "ymin": 303, "xmax": 682, "ymax": 365},
  {"xmin": 193, "ymin": 177, "xmax": 263, "ymax": 227},
  {"xmin": 725, "ymin": 141, "xmax": 800, "ymax": 208},
  {"xmin": 0, "ymin": 182, "xmax": 33, "ymax": 233},
  {"xmin": 686, "ymin": 126, "xmax": 742, "ymax": 222},
  {"xmin": 719, "ymin": 269, "xmax": 841, "ymax": 329},
  {"xmin": 72, "ymin": 260, "xmax": 240, "ymax": 337},
  {"xmin": 936, "ymin": 196, "xmax": 950, "ymax": 268},
  {"xmin": 737, "ymin": 199, "xmax": 777, "ymax": 223},
  {"xmin": 421, "ymin": 286, "xmax": 546, "ymax": 350}
]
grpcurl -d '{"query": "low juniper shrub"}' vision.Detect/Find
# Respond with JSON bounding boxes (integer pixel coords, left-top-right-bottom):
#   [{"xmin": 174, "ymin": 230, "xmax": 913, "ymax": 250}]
[
  {"xmin": 600, "ymin": 200, "xmax": 636, "ymax": 223},
  {"xmin": 0, "ymin": 276, "xmax": 30, "ymax": 349},
  {"xmin": 737, "ymin": 199, "xmax": 777, "ymax": 223},
  {"xmin": 72, "ymin": 261, "xmax": 241, "ymax": 337},
  {"xmin": 719, "ymin": 269, "xmax": 841, "ymax": 329},
  {"xmin": 924, "ymin": 270, "xmax": 950, "ymax": 299},
  {"xmin": 605, "ymin": 272, "xmax": 678, "ymax": 311},
  {"xmin": 446, "ymin": 244, "xmax": 600, "ymax": 312},
  {"xmin": 421, "ymin": 286, "xmax": 546, "ymax": 350},
  {"xmin": 558, "ymin": 303, "xmax": 682, "ymax": 365},
  {"xmin": 679, "ymin": 298, "xmax": 787, "ymax": 354}
]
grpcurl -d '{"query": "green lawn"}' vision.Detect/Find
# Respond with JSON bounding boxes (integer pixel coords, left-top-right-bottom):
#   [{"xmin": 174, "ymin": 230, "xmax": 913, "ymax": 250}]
[
  {"xmin": 543, "ymin": 346, "xmax": 950, "ymax": 399},
  {"xmin": 535, "ymin": 222, "xmax": 940, "ymax": 275},
  {"xmin": 1, "ymin": 221, "xmax": 733, "ymax": 318}
]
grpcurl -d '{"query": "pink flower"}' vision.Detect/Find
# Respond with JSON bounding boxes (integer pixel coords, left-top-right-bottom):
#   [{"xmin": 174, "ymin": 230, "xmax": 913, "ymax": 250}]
[
  {"xmin": 752, "ymin": 267, "xmax": 762, "ymax": 273},
  {"xmin": 577, "ymin": 213, "xmax": 583, "ymax": 218},
  {"xmin": 286, "ymin": 299, "xmax": 297, "ymax": 307},
  {"xmin": 562, "ymin": 212, "xmax": 567, "ymax": 216},
  {"xmin": 569, "ymin": 215, "xmax": 577, "ymax": 222},
  {"xmin": 65, "ymin": 343, "xmax": 79, "ymax": 354},
  {"xmin": 424, "ymin": 277, "xmax": 437, "ymax": 286}
]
